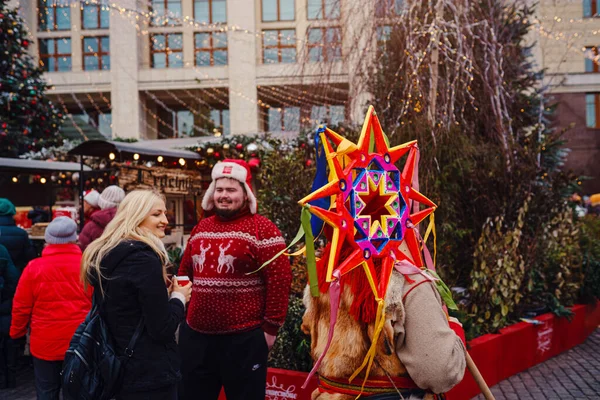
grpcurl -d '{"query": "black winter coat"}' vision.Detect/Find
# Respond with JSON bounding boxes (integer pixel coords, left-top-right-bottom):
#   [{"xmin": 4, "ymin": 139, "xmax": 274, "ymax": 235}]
[{"xmin": 93, "ymin": 240, "xmax": 184, "ymax": 392}]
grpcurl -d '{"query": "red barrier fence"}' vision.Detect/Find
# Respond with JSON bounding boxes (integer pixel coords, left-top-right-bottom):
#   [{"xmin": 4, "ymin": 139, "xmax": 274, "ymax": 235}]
[{"xmin": 217, "ymin": 301, "xmax": 600, "ymax": 400}]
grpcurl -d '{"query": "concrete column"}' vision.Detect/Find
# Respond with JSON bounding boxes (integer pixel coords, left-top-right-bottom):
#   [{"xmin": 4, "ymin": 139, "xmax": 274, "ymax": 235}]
[
  {"xmin": 109, "ymin": 0, "xmax": 142, "ymax": 139},
  {"xmin": 343, "ymin": 0, "xmax": 374, "ymax": 123},
  {"xmin": 227, "ymin": 0, "xmax": 259, "ymax": 134},
  {"xmin": 70, "ymin": 2, "xmax": 82, "ymax": 72},
  {"xmin": 182, "ymin": 0, "xmax": 195, "ymax": 68}
]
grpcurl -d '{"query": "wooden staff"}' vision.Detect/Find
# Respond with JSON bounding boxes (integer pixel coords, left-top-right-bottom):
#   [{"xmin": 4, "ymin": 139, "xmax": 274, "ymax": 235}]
[{"xmin": 466, "ymin": 352, "xmax": 495, "ymax": 400}]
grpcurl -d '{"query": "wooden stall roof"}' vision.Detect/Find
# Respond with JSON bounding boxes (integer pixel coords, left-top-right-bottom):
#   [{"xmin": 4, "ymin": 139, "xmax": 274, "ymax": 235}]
[
  {"xmin": 0, "ymin": 157, "xmax": 92, "ymax": 172},
  {"xmin": 68, "ymin": 139, "xmax": 202, "ymax": 161}
]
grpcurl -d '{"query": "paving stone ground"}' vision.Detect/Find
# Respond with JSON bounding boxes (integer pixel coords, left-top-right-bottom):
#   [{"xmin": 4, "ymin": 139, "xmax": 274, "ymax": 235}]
[
  {"xmin": 1, "ymin": 329, "xmax": 598, "ymax": 400},
  {"xmin": 473, "ymin": 328, "xmax": 600, "ymax": 400}
]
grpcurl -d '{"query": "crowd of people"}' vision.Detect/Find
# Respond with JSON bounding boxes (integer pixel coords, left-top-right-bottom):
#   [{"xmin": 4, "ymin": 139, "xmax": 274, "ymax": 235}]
[{"xmin": 0, "ymin": 158, "xmax": 482, "ymax": 400}]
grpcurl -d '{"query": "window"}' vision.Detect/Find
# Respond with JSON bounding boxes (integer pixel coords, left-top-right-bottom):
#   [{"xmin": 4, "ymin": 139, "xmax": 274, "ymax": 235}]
[
  {"xmin": 83, "ymin": 37, "xmax": 110, "ymax": 70},
  {"xmin": 99, "ymin": 113, "xmax": 112, "ymax": 137},
  {"xmin": 39, "ymin": 38, "xmax": 71, "ymax": 71},
  {"xmin": 311, "ymin": 105, "xmax": 344, "ymax": 126},
  {"xmin": 263, "ymin": 29, "xmax": 296, "ymax": 64},
  {"xmin": 262, "ymin": 0, "xmax": 295, "ymax": 22},
  {"xmin": 376, "ymin": 25, "xmax": 392, "ymax": 50},
  {"xmin": 195, "ymin": 32, "xmax": 227, "ymax": 66},
  {"xmin": 268, "ymin": 107, "xmax": 300, "ymax": 131},
  {"xmin": 194, "ymin": 0, "xmax": 226, "ymax": 23},
  {"xmin": 82, "ymin": 2, "xmax": 109, "ymax": 29},
  {"xmin": 585, "ymin": 46, "xmax": 599, "ymax": 72},
  {"xmin": 307, "ymin": 27, "xmax": 342, "ymax": 62},
  {"xmin": 586, "ymin": 94, "xmax": 600, "ymax": 128},
  {"xmin": 307, "ymin": 0, "xmax": 340, "ymax": 20},
  {"xmin": 375, "ymin": 0, "xmax": 404, "ymax": 18},
  {"xmin": 210, "ymin": 109, "xmax": 230, "ymax": 135},
  {"xmin": 177, "ymin": 110, "xmax": 194, "ymax": 136},
  {"xmin": 584, "ymin": 0, "xmax": 600, "ymax": 17},
  {"xmin": 38, "ymin": 0, "xmax": 70, "ymax": 31},
  {"xmin": 150, "ymin": 0, "xmax": 182, "ymax": 26},
  {"xmin": 151, "ymin": 34, "xmax": 183, "ymax": 68}
]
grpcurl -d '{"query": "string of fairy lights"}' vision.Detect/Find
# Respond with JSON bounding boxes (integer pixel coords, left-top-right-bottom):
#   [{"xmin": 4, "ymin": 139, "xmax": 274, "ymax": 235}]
[{"xmin": 25, "ymin": 0, "xmax": 600, "ymax": 140}]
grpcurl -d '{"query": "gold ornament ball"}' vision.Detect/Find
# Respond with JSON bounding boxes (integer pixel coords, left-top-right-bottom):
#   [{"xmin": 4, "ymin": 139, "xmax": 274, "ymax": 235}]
[
  {"xmin": 206, "ymin": 148, "xmax": 214, "ymax": 155},
  {"xmin": 223, "ymin": 143, "xmax": 230, "ymax": 150}
]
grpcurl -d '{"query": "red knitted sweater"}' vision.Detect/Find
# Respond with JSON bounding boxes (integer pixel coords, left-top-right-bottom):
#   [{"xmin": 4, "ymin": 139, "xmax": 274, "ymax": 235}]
[{"xmin": 179, "ymin": 209, "xmax": 292, "ymax": 336}]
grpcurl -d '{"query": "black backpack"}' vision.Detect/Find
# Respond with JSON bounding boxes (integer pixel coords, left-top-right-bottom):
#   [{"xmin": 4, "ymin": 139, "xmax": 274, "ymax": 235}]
[{"xmin": 61, "ymin": 294, "xmax": 144, "ymax": 400}]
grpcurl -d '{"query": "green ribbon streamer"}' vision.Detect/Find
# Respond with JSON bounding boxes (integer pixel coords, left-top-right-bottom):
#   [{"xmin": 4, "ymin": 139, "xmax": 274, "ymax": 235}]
[
  {"xmin": 301, "ymin": 206, "xmax": 319, "ymax": 297},
  {"xmin": 248, "ymin": 207, "xmax": 319, "ymax": 298},
  {"xmin": 427, "ymin": 270, "xmax": 458, "ymax": 310}
]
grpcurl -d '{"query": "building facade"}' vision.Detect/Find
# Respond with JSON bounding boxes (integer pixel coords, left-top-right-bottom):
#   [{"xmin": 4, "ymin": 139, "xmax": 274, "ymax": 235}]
[
  {"xmin": 16, "ymin": 0, "xmax": 380, "ymax": 140},
  {"xmin": 534, "ymin": 0, "xmax": 600, "ymax": 193}
]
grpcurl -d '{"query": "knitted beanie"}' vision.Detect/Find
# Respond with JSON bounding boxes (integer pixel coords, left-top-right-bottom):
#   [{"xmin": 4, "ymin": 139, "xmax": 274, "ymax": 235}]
[
  {"xmin": 201, "ymin": 159, "xmax": 257, "ymax": 214},
  {"xmin": 45, "ymin": 216, "xmax": 78, "ymax": 244},
  {"xmin": 84, "ymin": 189, "xmax": 100, "ymax": 208},
  {"xmin": 98, "ymin": 186, "xmax": 125, "ymax": 210},
  {"xmin": 0, "ymin": 198, "xmax": 16, "ymax": 216}
]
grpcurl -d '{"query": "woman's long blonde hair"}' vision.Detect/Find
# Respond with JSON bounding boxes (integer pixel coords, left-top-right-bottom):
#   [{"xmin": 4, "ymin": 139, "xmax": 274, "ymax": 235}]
[{"xmin": 81, "ymin": 189, "xmax": 169, "ymax": 294}]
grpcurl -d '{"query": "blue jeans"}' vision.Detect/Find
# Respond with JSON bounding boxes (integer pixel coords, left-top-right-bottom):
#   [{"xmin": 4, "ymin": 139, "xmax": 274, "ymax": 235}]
[{"xmin": 32, "ymin": 356, "xmax": 63, "ymax": 400}]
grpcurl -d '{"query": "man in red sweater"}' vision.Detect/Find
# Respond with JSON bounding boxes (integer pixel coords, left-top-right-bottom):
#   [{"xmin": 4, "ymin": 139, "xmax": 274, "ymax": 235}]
[{"xmin": 179, "ymin": 159, "xmax": 292, "ymax": 400}]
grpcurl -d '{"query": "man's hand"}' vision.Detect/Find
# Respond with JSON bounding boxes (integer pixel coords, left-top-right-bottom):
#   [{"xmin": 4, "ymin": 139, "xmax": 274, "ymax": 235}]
[{"xmin": 264, "ymin": 332, "xmax": 276, "ymax": 350}]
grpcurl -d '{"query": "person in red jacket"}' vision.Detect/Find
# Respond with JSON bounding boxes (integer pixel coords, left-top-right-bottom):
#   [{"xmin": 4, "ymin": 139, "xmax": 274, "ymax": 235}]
[
  {"xmin": 78, "ymin": 185, "xmax": 125, "ymax": 250},
  {"xmin": 178, "ymin": 159, "xmax": 292, "ymax": 400},
  {"xmin": 10, "ymin": 216, "xmax": 92, "ymax": 400}
]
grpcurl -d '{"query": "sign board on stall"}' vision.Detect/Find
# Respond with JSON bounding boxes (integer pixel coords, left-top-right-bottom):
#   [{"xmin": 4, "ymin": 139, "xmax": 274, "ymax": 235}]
[{"xmin": 116, "ymin": 164, "xmax": 204, "ymax": 195}]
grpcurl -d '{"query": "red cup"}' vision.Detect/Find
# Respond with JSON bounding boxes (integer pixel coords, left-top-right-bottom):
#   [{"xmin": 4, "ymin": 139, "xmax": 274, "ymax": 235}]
[{"xmin": 176, "ymin": 276, "xmax": 190, "ymax": 286}]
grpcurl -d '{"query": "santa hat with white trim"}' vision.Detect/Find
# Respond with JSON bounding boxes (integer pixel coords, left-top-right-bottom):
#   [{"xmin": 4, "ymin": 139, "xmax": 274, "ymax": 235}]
[{"xmin": 201, "ymin": 159, "xmax": 257, "ymax": 214}]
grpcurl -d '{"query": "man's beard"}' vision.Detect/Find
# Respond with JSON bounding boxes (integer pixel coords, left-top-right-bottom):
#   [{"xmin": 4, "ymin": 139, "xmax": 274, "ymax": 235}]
[{"xmin": 214, "ymin": 202, "xmax": 245, "ymax": 218}]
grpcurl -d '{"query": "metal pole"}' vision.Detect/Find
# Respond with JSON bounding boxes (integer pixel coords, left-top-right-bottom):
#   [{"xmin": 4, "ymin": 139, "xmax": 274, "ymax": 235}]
[{"xmin": 79, "ymin": 155, "xmax": 85, "ymax": 232}]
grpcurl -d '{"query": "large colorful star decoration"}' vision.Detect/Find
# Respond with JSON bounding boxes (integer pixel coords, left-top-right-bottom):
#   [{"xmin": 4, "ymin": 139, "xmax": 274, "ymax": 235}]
[{"xmin": 299, "ymin": 105, "xmax": 437, "ymax": 388}]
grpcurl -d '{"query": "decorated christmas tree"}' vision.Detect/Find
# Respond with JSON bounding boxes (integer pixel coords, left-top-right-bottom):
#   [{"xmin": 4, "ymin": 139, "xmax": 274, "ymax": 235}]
[{"xmin": 0, "ymin": 0, "xmax": 64, "ymax": 157}]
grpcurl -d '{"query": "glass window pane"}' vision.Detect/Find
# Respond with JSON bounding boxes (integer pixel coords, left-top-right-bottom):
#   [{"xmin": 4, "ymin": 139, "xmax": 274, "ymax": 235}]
[
  {"xmin": 281, "ymin": 29, "xmax": 295, "ymax": 45},
  {"xmin": 326, "ymin": 27, "xmax": 340, "ymax": 43},
  {"xmin": 280, "ymin": 0, "xmax": 295, "ymax": 20},
  {"xmin": 101, "ymin": 37, "xmax": 110, "ymax": 52},
  {"xmin": 39, "ymin": 1, "xmax": 52, "ymax": 31},
  {"xmin": 284, "ymin": 107, "xmax": 300, "ymax": 131},
  {"xmin": 213, "ymin": 0, "xmax": 227, "ymax": 23},
  {"xmin": 307, "ymin": 0, "xmax": 322, "ymax": 19},
  {"xmin": 177, "ymin": 110, "xmax": 194, "ymax": 136},
  {"xmin": 168, "ymin": 52, "xmax": 183, "ymax": 67},
  {"xmin": 325, "ymin": 0, "xmax": 340, "ymax": 19},
  {"xmin": 308, "ymin": 47, "xmax": 322, "ymax": 63},
  {"xmin": 195, "ymin": 0, "xmax": 209, "ymax": 23},
  {"xmin": 262, "ymin": 0, "xmax": 277, "ymax": 21},
  {"xmin": 213, "ymin": 50, "xmax": 227, "ymax": 65},
  {"xmin": 57, "ymin": 38, "xmax": 71, "ymax": 54},
  {"xmin": 263, "ymin": 48, "xmax": 278, "ymax": 64},
  {"xmin": 331, "ymin": 105, "xmax": 344, "ymax": 125},
  {"xmin": 281, "ymin": 48, "xmax": 296, "ymax": 63},
  {"xmin": 584, "ymin": 0, "xmax": 592, "ymax": 17},
  {"xmin": 46, "ymin": 57, "xmax": 55, "ymax": 72},
  {"xmin": 213, "ymin": 33, "xmax": 227, "ymax": 48},
  {"xmin": 222, "ymin": 110, "xmax": 230, "ymax": 135},
  {"xmin": 99, "ymin": 113, "xmax": 111, "ymax": 137},
  {"xmin": 195, "ymin": 33, "xmax": 210, "ymax": 48},
  {"xmin": 268, "ymin": 108, "xmax": 283, "ymax": 131},
  {"xmin": 308, "ymin": 28, "xmax": 322, "ymax": 44},
  {"xmin": 168, "ymin": 34, "xmax": 183, "ymax": 49},
  {"xmin": 40, "ymin": 39, "xmax": 51, "ymax": 55},
  {"xmin": 263, "ymin": 30, "xmax": 278, "ymax": 47},
  {"xmin": 82, "ymin": 6, "xmax": 97, "ymax": 29},
  {"xmin": 152, "ymin": 1, "xmax": 165, "ymax": 25},
  {"xmin": 102, "ymin": 55, "xmax": 110, "ymax": 70},
  {"xmin": 56, "ymin": 6, "xmax": 70, "ymax": 30},
  {"xmin": 84, "ymin": 55, "xmax": 99, "ymax": 70},
  {"xmin": 326, "ymin": 45, "xmax": 341, "ymax": 61},
  {"xmin": 586, "ymin": 57, "xmax": 595, "ymax": 73},
  {"xmin": 210, "ymin": 109, "xmax": 221, "ymax": 126},
  {"xmin": 83, "ymin": 37, "xmax": 98, "ymax": 52},
  {"xmin": 57, "ymin": 56, "xmax": 71, "ymax": 71},
  {"xmin": 152, "ymin": 35, "xmax": 166, "ymax": 50},
  {"xmin": 586, "ymin": 94, "xmax": 596, "ymax": 128},
  {"xmin": 153, "ymin": 53, "xmax": 167, "ymax": 68},
  {"xmin": 196, "ymin": 51, "xmax": 211, "ymax": 66},
  {"xmin": 311, "ymin": 106, "xmax": 327, "ymax": 124},
  {"xmin": 100, "ymin": 7, "xmax": 109, "ymax": 28},
  {"xmin": 167, "ymin": 1, "xmax": 182, "ymax": 25},
  {"xmin": 395, "ymin": 0, "xmax": 404, "ymax": 14}
]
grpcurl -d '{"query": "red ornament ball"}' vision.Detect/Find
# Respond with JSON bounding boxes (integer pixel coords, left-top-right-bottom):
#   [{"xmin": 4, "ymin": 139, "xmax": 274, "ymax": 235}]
[
  {"xmin": 305, "ymin": 159, "xmax": 313, "ymax": 167},
  {"xmin": 214, "ymin": 152, "xmax": 220, "ymax": 158},
  {"xmin": 23, "ymin": 39, "xmax": 29, "ymax": 47},
  {"xmin": 248, "ymin": 157, "xmax": 260, "ymax": 168},
  {"xmin": 235, "ymin": 143, "xmax": 243, "ymax": 150}
]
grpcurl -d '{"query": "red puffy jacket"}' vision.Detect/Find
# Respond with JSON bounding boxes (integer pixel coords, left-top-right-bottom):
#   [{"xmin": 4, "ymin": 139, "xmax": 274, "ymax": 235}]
[
  {"xmin": 10, "ymin": 244, "xmax": 92, "ymax": 361},
  {"xmin": 79, "ymin": 207, "xmax": 117, "ymax": 251}
]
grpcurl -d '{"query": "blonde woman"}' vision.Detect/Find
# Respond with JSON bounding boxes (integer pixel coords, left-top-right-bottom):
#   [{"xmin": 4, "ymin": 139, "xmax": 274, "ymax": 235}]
[{"xmin": 81, "ymin": 190, "xmax": 192, "ymax": 400}]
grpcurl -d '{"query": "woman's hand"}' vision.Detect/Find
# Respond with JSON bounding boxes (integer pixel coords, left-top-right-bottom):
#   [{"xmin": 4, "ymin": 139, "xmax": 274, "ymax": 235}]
[{"xmin": 171, "ymin": 278, "xmax": 192, "ymax": 303}]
